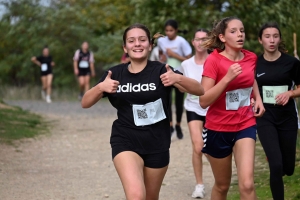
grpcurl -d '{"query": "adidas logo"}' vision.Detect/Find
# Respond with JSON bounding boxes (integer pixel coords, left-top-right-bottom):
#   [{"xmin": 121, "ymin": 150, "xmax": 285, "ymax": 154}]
[{"xmin": 117, "ymin": 83, "xmax": 156, "ymax": 93}]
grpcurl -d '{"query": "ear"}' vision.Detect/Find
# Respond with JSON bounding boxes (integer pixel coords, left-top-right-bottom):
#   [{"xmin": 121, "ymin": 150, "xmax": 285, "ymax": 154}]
[
  {"xmin": 258, "ymin": 37, "xmax": 262, "ymax": 45},
  {"xmin": 192, "ymin": 39, "xmax": 195, "ymax": 47},
  {"xmin": 219, "ymin": 34, "xmax": 226, "ymax": 43},
  {"xmin": 123, "ymin": 45, "xmax": 128, "ymax": 53},
  {"xmin": 149, "ymin": 44, "xmax": 153, "ymax": 52}
]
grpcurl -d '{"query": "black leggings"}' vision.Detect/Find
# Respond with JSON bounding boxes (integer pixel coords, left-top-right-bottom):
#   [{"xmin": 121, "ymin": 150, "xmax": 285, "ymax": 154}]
[
  {"xmin": 168, "ymin": 87, "xmax": 184, "ymax": 123},
  {"xmin": 257, "ymin": 126, "xmax": 298, "ymax": 200}
]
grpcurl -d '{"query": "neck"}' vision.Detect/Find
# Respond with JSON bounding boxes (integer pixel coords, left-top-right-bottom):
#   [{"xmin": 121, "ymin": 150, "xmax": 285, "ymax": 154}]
[
  {"xmin": 129, "ymin": 59, "xmax": 148, "ymax": 73},
  {"xmin": 221, "ymin": 48, "xmax": 243, "ymax": 61},
  {"xmin": 194, "ymin": 51, "xmax": 209, "ymax": 65},
  {"xmin": 263, "ymin": 50, "xmax": 281, "ymax": 61}
]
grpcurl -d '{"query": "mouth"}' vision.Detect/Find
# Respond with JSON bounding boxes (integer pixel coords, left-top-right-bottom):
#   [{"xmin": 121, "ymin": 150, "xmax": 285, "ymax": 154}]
[
  {"xmin": 237, "ymin": 40, "xmax": 244, "ymax": 44},
  {"xmin": 133, "ymin": 49, "xmax": 143, "ymax": 52},
  {"xmin": 269, "ymin": 45, "xmax": 275, "ymax": 49}
]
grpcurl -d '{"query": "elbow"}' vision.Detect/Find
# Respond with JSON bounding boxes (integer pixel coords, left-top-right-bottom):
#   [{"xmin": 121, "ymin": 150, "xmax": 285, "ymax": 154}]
[
  {"xmin": 81, "ymin": 99, "xmax": 91, "ymax": 109},
  {"xmin": 199, "ymin": 99, "xmax": 209, "ymax": 109}
]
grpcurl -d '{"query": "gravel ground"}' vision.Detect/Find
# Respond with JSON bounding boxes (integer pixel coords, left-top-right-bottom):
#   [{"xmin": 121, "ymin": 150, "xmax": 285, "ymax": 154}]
[{"xmin": 0, "ymin": 100, "xmax": 216, "ymax": 200}]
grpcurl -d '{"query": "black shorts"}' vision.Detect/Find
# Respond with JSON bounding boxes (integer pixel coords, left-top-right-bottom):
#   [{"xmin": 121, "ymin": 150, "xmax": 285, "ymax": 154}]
[
  {"xmin": 41, "ymin": 70, "xmax": 52, "ymax": 76},
  {"xmin": 202, "ymin": 125, "xmax": 256, "ymax": 158},
  {"xmin": 186, "ymin": 110, "xmax": 206, "ymax": 123},
  {"xmin": 112, "ymin": 147, "xmax": 170, "ymax": 168},
  {"xmin": 78, "ymin": 68, "xmax": 91, "ymax": 76}
]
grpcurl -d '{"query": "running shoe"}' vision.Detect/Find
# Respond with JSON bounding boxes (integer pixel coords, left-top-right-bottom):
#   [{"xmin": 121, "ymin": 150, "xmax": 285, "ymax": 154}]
[
  {"xmin": 191, "ymin": 184, "xmax": 205, "ymax": 198},
  {"xmin": 175, "ymin": 125, "xmax": 183, "ymax": 139},
  {"xmin": 41, "ymin": 90, "xmax": 46, "ymax": 100},
  {"xmin": 46, "ymin": 95, "xmax": 52, "ymax": 103}
]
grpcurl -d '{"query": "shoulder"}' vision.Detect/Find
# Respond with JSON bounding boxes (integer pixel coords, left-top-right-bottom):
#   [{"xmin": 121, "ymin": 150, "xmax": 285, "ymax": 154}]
[
  {"xmin": 242, "ymin": 49, "xmax": 257, "ymax": 59},
  {"xmin": 281, "ymin": 52, "xmax": 299, "ymax": 63},
  {"xmin": 147, "ymin": 60, "xmax": 165, "ymax": 69},
  {"xmin": 181, "ymin": 56, "xmax": 193, "ymax": 66}
]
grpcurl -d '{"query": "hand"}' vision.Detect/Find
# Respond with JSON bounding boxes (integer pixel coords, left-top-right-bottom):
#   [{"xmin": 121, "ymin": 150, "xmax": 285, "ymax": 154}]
[
  {"xmin": 99, "ymin": 70, "xmax": 119, "ymax": 93},
  {"xmin": 74, "ymin": 69, "xmax": 79, "ymax": 75},
  {"xmin": 253, "ymin": 98, "xmax": 265, "ymax": 117},
  {"xmin": 275, "ymin": 91, "xmax": 293, "ymax": 106},
  {"xmin": 160, "ymin": 54, "xmax": 167, "ymax": 63},
  {"xmin": 160, "ymin": 64, "xmax": 179, "ymax": 86},
  {"xmin": 224, "ymin": 63, "xmax": 242, "ymax": 83},
  {"xmin": 166, "ymin": 48, "xmax": 175, "ymax": 57}
]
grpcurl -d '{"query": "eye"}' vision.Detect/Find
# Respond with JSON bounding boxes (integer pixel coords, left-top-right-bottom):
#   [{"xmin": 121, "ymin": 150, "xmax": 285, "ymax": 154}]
[{"xmin": 240, "ymin": 30, "xmax": 245, "ymax": 33}]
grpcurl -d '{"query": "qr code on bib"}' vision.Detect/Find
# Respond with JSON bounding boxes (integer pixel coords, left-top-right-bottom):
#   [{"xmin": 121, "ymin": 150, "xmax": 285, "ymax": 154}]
[
  {"xmin": 229, "ymin": 92, "xmax": 239, "ymax": 103},
  {"xmin": 137, "ymin": 109, "xmax": 148, "ymax": 119}
]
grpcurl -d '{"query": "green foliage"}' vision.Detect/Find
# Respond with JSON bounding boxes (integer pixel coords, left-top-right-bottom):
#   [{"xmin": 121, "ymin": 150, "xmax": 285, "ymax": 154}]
[
  {"xmin": 0, "ymin": 104, "xmax": 48, "ymax": 144},
  {"xmin": 0, "ymin": 0, "xmax": 299, "ymax": 87}
]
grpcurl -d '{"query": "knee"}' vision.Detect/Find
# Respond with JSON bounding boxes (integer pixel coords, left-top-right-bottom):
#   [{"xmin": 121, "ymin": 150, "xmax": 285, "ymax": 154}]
[
  {"xmin": 270, "ymin": 162, "xmax": 283, "ymax": 175},
  {"xmin": 126, "ymin": 190, "xmax": 145, "ymax": 200},
  {"xmin": 239, "ymin": 180, "xmax": 255, "ymax": 194},
  {"xmin": 193, "ymin": 145, "xmax": 203, "ymax": 156},
  {"xmin": 284, "ymin": 165, "xmax": 295, "ymax": 176},
  {"xmin": 214, "ymin": 182, "xmax": 230, "ymax": 194}
]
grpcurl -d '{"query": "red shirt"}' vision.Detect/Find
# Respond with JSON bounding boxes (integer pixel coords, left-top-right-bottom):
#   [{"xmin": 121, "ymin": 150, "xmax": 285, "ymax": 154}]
[{"xmin": 202, "ymin": 49, "xmax": 257, "ymax": 132}]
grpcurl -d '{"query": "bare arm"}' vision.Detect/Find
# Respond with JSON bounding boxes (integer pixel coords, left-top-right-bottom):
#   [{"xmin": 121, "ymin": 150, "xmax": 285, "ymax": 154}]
[
  {"xmin": 81, "ymin": 71, "xmax": 119, "ymax": 108},
  {"xmin": 166, "ymin": 48, "xmax": 192, "ymax": 62},
  {"xmin": 31, "ymin": 57, "xmax": 41, "ymax": 66},
  {"xmin": 160, "ymin": 65, "xmax": 204, "ymax": 96},
  {"xmin": 199, "ymin": 63, "xmax": 242, "ymax": 109},
  {"xmin": 252, "ymin": 80, "xmax": 265, "ymax": 117},
  {"xmin": 51, "ymin": 61, "xmax": 55, "ymax": 67},
  {"xmin": 73, "ymin": 61, "xmax": 78, "ymax": 75},
  {"xmin": 90, "ymin": 62, "xmax": 95, "ymax": 77}
]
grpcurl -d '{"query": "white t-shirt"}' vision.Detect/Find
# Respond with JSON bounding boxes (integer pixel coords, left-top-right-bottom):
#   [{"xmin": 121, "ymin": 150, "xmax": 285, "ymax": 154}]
[
  {"xmin": 180, "ymin": 56, "xmax": 208, "ymax": 116},
  {"xmin": 149, "ymin": 46, "xmax": 160, "ymax": 61},
  {"xmin": 157, "ymin": 36, "xmax": 192, "ymax": 69}
]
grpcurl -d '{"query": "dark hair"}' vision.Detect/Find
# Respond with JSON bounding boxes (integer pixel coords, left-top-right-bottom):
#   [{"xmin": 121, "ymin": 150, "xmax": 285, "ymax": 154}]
[
  {"xmin": 43, "ymin": 45, "xmax": 48, "ymax": 49},
  {"xmin": 123, "ymin": 23, "xmax": 163, "ymax": 46},
  {"xmin": 164, "ymin": 19, "xmax": 188, "ymax": 35},
  {"xmin": 202, "ymin": 16, "xmax": 241, "ymax": 50},
  {"xmin": 194, "ymin": 28, "xmax": 209, "ymax": 38},
  {"xmin": 258, "ymin": 22, "xmax": 287, "ymax": 53}
]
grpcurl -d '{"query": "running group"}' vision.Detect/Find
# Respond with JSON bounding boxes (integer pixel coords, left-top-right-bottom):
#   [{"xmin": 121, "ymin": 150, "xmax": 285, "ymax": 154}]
[{"xmin": 39, "ymin": 16, "xmax": 299, "ymax": 200}]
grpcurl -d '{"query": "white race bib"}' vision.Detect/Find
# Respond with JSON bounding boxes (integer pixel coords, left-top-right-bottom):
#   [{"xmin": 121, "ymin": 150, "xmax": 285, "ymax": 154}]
[
  {"xmin": 132, "ymin": 98, "xmax": 166, "ymax": 126},
  {"xmin": 41, "ymin": 63, "xmax": 48, "ymax": 71},
  {"xmin": 226, "ymin": 87, "xmax": 252, "ymax": 110},
  {"xmin": 79, "ymin": 60, "xmax": 89, "ymax": 68},
  {"xmin": 167, "ymin": 57, "xmax": 181, "ymax": 68},
  {"xmin": 262, "ymin": 85, "xmax": 288, "ymax": 104}
]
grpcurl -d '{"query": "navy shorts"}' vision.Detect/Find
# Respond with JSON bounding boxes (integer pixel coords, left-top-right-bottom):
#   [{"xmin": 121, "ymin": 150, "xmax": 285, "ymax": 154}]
[
  {"xmin": 112, "ymin": 147, "xmax": 169, "ymax": 169},
  {"xmin": 186, "ymin": 110, "xmax": 206, "ymax": 123},
  {"xmin": 78, "ymin": 68, "xmax": 91, "ymax": 76},
  {"xmin": 202, "ymin": 125, "xmax": 256, "ymax": 158}
]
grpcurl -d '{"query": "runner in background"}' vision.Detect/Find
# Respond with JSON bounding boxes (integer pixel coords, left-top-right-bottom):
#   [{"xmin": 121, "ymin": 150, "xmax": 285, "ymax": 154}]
[
  {"xmin": 73, "ymin": 41, "xmax": 95, "ymax": 101},
  {"xmin": 120, "ymin": 52, "xmax": 130, "ymax": 63},
  {"xmin": 200, "ymin": 16, "xmax": 265, "ymax": 199},
  {"xmin": 157, "ymin": 19, "xmax": 192, "ymax": 139},
  {"xmin": 256, "ymin": 22, "xmax": 300, "ymax": 200},
  {"xmin": 31, "ymin": 46, "xmax": 55, "ymax": 103},
  {"xmin": 81, "ymin": 23, "xmax": 204, "ymax": 200},
  {"xmin": 180, "ymin": 28, "xmax": 209, "ymax": 198}
]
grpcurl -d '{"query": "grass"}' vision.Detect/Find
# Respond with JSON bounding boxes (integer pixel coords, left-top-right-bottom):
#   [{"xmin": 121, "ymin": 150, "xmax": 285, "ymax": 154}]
[
  {"xmin": 0, "ymin": 101, "xmax": 48, "ymax": 145},
  {"xmin": 227, "ymin": 133, "xmax": 300, "ymax": 199}
]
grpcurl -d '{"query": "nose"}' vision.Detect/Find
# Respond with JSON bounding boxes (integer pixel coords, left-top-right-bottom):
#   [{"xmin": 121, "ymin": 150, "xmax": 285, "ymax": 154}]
[
  {"xmin": 270, "ymin": 37, "xmax": 274, "ymax": 43},
  {"xmin": 134, "ymin": 39, "xmax": 141, "ymax": 46}
]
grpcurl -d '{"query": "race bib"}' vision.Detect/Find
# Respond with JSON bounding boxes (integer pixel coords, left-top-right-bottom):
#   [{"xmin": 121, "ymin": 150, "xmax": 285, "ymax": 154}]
[
  {"xmin": 262, "ymin": 85, "xmax": 288, "ymax": 104},
  {"xmin": 226, "ymin": 87, "xmax": 252, "ymax": 110},
  {"xmin": 41, "ymin": 63, "xmax": 48, "ymax": 71},
  {"xmin": 132, "ymin": 98, "xmax": 166, "ymax": 126},
  {"xmin": 167, "ymin": 57, "xmax": 181, "ymax": 68},
  {"xmin": 79, "ymin": 60, "xmax": 89, "ymax": 68}
]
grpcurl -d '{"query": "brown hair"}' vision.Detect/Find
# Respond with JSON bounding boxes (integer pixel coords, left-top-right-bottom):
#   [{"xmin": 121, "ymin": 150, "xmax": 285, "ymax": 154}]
[
  {"xmin": 258, "ymin": 22, "xmax": 287, "ymax": 53},
  {"xmin": 201, "ymin": 16, "xmax": 241, "ymax": 50},
  {"xmin": 122, "ymin": 23, "xmax": 164, "ymax": 46}
]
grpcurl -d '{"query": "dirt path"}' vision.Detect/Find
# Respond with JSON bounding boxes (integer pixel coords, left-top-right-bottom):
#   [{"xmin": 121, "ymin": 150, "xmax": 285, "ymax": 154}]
[{"xmin": 0, "ymin": 100, "xmax": 215, "ymax": 200}]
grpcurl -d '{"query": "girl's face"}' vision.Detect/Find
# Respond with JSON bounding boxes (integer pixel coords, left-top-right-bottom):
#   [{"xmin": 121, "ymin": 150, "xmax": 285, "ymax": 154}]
[
  {"xmin": 123, "ymin": 28, "xmax": 151, "ymax": 61},
  {"xmin": 165, "ymin": 25, "xmax": 177, "ymax": 40},
  {"xmin": 192, "ymin": 31, "xmax": 208, "ymax": 53},
  {"xmin": 259, "ymin": 27, "xmax": 281, "ymax": 53},
  {"xmin": 219, "ymin": 19, "xmax": 245, "ymax": 50},
  {"xmin": 42, "ymin": 48, "xmax": 49, "ymax": 56}
]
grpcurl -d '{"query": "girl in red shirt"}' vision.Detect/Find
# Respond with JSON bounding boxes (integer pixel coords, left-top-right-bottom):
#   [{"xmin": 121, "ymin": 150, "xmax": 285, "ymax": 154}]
[{"xmin": 199, "ymin": 16, "xmax": 265, "ymax": 199}]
